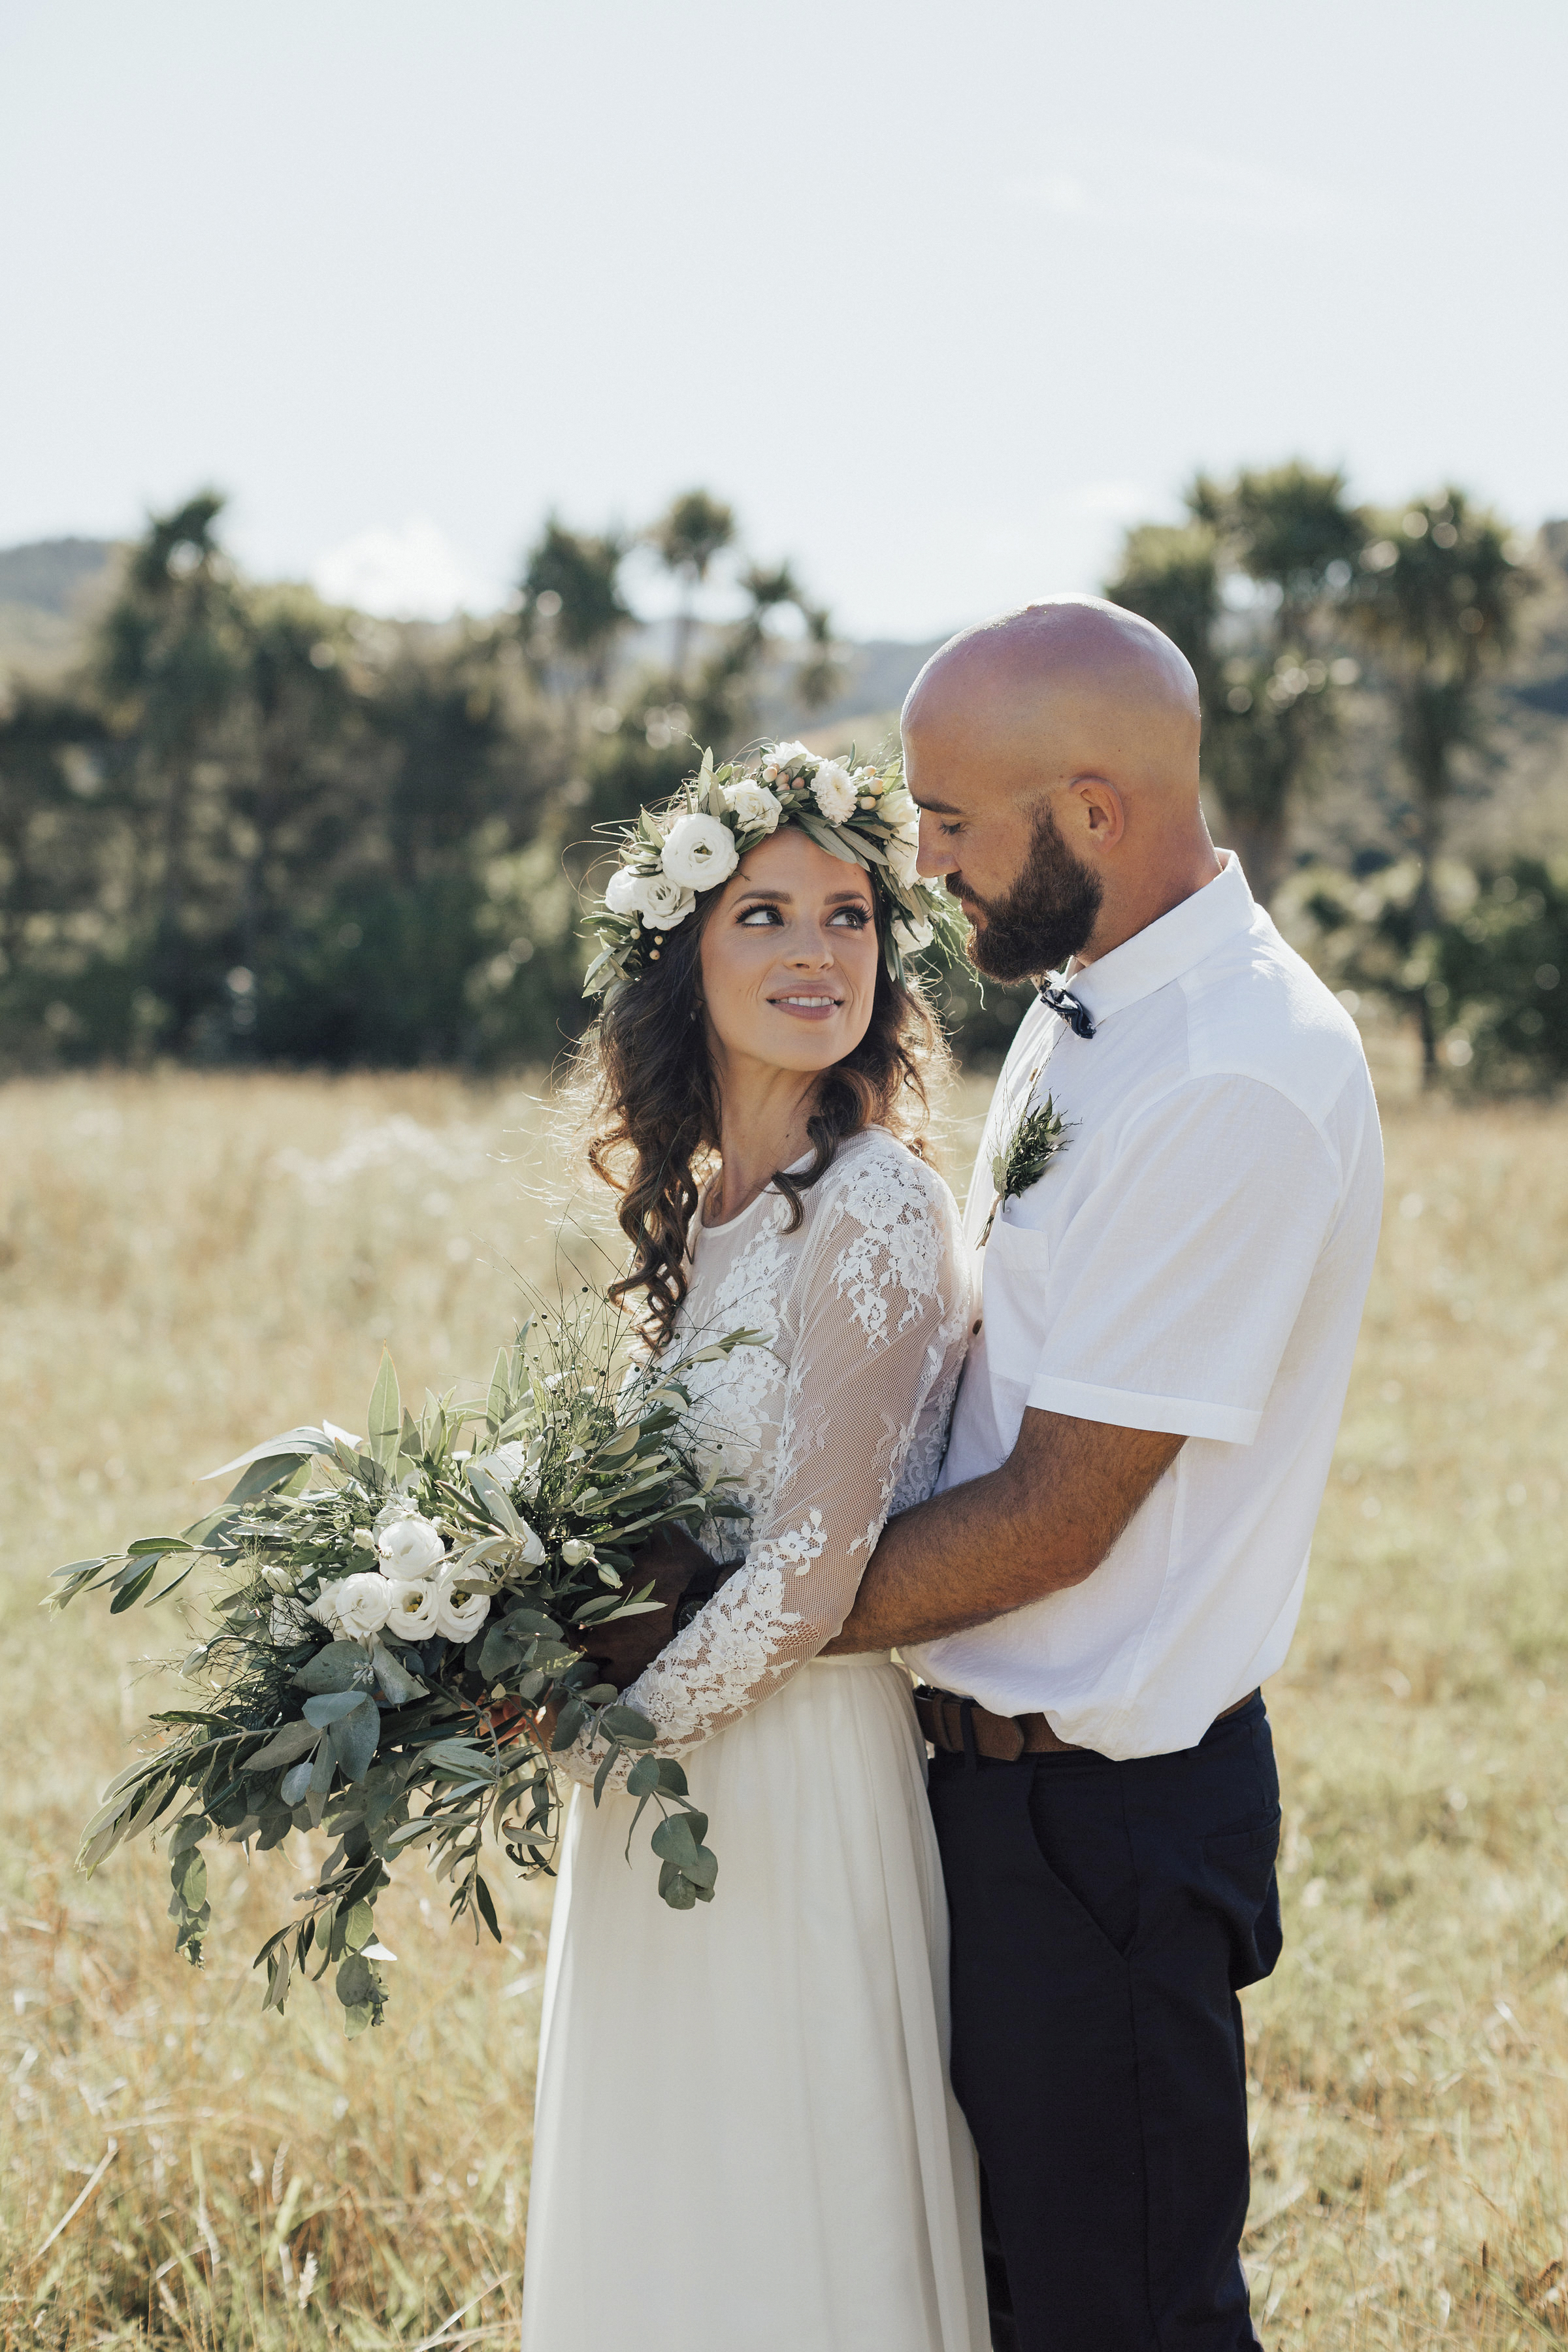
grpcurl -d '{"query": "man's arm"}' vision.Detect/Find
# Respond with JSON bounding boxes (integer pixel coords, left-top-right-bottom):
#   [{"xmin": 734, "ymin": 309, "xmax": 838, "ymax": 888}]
[{"xmin": 828, "ymin": 1408, "xmax": 1183, "ymax": 1654}]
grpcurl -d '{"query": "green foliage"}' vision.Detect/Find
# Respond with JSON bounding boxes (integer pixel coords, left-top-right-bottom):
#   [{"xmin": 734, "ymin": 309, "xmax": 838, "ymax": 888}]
[
  {"xmin": 1292, "ymin": 853, "xmax": 1568, "ymax": 1089},
  {"xmin": 0, "ymin": 485, "xmax": 854, "ymax": 1070},
  {"xmin": 518, "ymin": 515, "xmax": 633, "ymax": 681},
  {"xmin": 980, "ymin": 1093, "xmax": 1068, "ymax": 1242},
  {"xmin": 50, "ymin": 1307, "xmax": 765, "ymax": 2028},
  {"xmin": 1108, "ymin": 463, "xmax": 1362, "ymax": 902}
]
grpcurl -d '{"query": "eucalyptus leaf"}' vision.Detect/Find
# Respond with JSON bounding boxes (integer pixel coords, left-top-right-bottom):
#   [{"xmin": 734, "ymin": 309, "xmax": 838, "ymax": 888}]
[
  {"xmin": 329, "ymin": 1697, "xmax": 381, "ymax": 1783},
  {"xmin": 600, "ymin": 1705, "xmax": 657, "ymax": 1742},
  {"xmin": 304, "ymin": 1690, "xmax": 371, "ymax": 1727},
  {"xmin": 370, "ymin": 1646, "xmax": 427, "ymax": 1705},
  {"xmin": 293, "ymin": 1641, "xmax": 372, "ymax": 1694},
  {"xmin": 336, "ymin": 1952, "xmax": 376, "ymax": 2007},
  {"xmin": 247, "ymin": 1719, "xmax": 322, "ymax": 1772}
]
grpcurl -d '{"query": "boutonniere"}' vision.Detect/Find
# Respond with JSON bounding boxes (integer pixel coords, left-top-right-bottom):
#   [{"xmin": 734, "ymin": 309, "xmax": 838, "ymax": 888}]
[{"xmin": 980, "ymin": 1094, "xmax": 1069, "ymax": 1245}]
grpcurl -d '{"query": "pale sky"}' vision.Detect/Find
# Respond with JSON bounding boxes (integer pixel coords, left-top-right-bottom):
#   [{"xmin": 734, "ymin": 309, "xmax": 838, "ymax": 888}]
[{"xmin": 3, "ymin": 0, "xmax": 1564, "ymax": 640}]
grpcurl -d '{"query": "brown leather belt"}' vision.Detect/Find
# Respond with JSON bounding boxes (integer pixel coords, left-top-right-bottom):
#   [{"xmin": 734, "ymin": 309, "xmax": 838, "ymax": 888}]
[{"xmin": 914, "ymin": 1686, "xmax": 1259, "ymax": 1764}]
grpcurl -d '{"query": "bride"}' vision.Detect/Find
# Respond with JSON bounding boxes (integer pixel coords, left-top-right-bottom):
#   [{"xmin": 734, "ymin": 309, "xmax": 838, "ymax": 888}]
[{"xmin": 518, "ymin": 746, "xmax": 988, "ymax": 2351}]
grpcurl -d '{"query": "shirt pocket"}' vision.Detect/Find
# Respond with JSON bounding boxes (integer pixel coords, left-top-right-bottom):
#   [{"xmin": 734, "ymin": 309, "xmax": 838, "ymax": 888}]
[{"xmin": 978, "ymin": 1217, "xmax": 1054, "ymax": 1405}]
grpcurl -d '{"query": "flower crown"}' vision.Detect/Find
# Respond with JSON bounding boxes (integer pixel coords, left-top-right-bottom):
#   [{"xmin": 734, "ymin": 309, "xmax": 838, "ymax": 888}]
[{"xmin": 583, "ymin": 740, "xmax": 968, "ymax": 1005}]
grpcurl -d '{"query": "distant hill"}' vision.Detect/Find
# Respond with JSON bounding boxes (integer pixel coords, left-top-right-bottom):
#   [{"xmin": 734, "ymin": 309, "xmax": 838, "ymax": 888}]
[
  {"xmin": 0, "ymin": 536, "xmax": 121, "ymax": 681},
  {"xmin": 0, "ymin": 537, "xmax": 118, "ymax": 613}
]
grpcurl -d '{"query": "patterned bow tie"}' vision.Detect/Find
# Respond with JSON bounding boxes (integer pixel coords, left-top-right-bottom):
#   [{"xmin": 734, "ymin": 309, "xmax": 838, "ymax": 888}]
[{"xmin": 1038, "ymin": 980, "xmax": 1096, "ymax": 1039}]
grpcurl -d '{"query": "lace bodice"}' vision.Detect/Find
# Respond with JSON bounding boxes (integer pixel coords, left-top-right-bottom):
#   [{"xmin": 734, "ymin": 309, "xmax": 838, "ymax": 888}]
[{"xmin": 564, "ymin": 1128, "xmax": 972, "ymax": 1786}]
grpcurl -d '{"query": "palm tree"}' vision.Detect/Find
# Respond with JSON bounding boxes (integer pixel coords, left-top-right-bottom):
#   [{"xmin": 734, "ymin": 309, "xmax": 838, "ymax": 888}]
[
  {"xmin": 1347, "ymin": 488, "xmax": 1533, "ymax": 1079},
  {"xmin": 1108, "ymin": 465, "xmax": 1360, "ymax": 901},
  {"xmin": 95, "ymin": 492, "xmax": 250, "ymax": 1036},
  {"xmin": 518, "ymin": 518, "xmax": 632, "ymax": 696},
  {"xmin": 648, "ymin": 490, "xmax": 735, "ymax": 689}
]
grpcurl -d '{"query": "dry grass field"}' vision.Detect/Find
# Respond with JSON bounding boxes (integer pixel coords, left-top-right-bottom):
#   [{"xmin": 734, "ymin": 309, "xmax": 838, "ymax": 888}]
[{"xmin": 1, "ymin": 1053, "xmax": 1565, "ymax": 2347}]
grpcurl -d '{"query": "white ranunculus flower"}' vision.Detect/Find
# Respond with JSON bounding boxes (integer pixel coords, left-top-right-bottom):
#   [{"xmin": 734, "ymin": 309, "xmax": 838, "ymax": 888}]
[
  {"xmin": 333, "ymin": 1572, "xmax": 395, "ymax": 1641},
  {"xmin": 771, "ymin": 740, "xmax": 810, "ymax": 770},
  {"xmin": 604, "ymin": 865, "xmax": 647, "ymax": 917},
  {"xmin": 636, "ymin": 870, "xmax": 698, "ymax": 930},
  {"xmin": 887, "ymin": 825, "xmax": 923, "ymax": 887},
  {"xmin": 725, "ymin": 779, "xmax": 782, "ymax": 833},
  {"xmin": 892, "ymin": 913, "xmax": 935, "ymax": 955},
  {"xmin": 377, "ymin": 1514, "xmax": 447, "ymax": 1582},
  {"xmin": 383, "ymin": 1577, "xmax": 442, "ymax": 1640},
  {"xmin": 811, "ymin": 760, "xmax": 858, "ymax": 823},
  {"xmin": 434, "ymin": 1573, "xmax": 492, "ymax": 1641},
  {"xmin": 661, "ymin": 811, "xmax": 740, "ymax": 892}
]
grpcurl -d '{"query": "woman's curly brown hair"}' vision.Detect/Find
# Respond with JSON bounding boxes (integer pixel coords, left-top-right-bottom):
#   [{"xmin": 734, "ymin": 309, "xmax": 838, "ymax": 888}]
[{"xmin": 577, "ymin": 889, "xmax": 951, "ymax": 1348}]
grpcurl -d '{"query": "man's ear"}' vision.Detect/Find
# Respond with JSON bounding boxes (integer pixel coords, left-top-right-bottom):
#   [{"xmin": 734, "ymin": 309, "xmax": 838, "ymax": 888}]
[{"xmin": 1066, "ymin": 774, "xmax": 1126, "ymax": 853}]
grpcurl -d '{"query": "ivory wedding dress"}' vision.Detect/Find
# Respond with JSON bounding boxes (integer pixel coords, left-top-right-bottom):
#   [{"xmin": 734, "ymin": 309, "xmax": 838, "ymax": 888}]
[{"xmin": 519, "ymin": 1126, "xmax": 988, "ymax": 2352}]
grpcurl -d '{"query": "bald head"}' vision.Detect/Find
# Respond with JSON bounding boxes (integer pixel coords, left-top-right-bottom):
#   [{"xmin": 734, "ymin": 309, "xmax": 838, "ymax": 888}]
[
  {"xmin": 904, "ymin": 595, "xmax": 1201, "ymax": 807},
  {"xmin": 902, "ymin": 596, "xmax": 1218, "ymax": 972}
]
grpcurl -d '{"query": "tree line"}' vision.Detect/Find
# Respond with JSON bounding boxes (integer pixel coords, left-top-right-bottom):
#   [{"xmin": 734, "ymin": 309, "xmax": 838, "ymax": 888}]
[
  {"xmin": 1, "ymin": 468, "xmax": 1563, "ymax": 1086},
  {"xmin": 0, "ymin": 489, "xmax": 839, "ymax": 1070}
]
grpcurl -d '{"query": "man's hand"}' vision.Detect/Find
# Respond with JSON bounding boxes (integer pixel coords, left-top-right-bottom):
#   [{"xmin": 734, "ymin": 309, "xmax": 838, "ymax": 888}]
[
  {"xmin": 574, "ymin": 1521, "xmax": 715, "ymax": 1692},
  {"xmin": 828, "ymin": 1407, "xmax": 1184, "ymax": 1655}
]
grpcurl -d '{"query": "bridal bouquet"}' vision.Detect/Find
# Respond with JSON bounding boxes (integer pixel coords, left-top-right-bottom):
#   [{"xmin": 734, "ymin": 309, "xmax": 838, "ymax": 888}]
[{"xmin": 47, "ymin": 1304, "xmax": 759, "ymax": 2034}]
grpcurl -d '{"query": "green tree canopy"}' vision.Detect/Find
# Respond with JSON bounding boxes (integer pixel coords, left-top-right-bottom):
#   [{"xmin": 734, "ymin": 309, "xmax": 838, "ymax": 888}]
[{"xmin": 1108, "ymin": 465, "xmax": 1360, "ymax": 900}]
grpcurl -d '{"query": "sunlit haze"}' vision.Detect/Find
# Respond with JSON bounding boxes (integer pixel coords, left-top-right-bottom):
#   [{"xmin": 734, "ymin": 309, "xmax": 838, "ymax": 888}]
[{"xmin": 3, "ymin": 0, "xmax": 1564, "ymax": 637}]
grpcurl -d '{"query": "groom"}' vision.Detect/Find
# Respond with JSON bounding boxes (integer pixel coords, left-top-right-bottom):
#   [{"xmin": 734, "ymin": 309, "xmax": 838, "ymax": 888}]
[{"xmin": 828, "ymin": 598, "xmax": 1382, "ymax": 2350}]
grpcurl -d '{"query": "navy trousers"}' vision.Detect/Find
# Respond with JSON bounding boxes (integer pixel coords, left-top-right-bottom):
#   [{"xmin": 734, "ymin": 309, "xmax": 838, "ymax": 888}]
[{"xmin": 928, "ymin": 1693, "xmax": 1282, "ymax": 2352}]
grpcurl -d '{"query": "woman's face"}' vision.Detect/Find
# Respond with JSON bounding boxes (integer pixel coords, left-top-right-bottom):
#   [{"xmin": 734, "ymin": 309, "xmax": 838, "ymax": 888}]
[{"xmin": 697, "ymin": 827, "xmax": 880, "ymax": 1078}]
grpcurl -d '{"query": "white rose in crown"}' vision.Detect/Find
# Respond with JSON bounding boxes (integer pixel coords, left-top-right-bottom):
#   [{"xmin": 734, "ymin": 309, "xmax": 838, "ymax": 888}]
[
  {"xmin": 603, "ymin": 866, "xmax": 647, "ymax": 917},
  {"xmin": 662, "ymin": 811, "xmax": 740, "ymax": 890},
  {"xmin": 892, "ymin": 913, "xmax": 935, "ymax": 955},
  {"xmin": 725, "ymin": 779, "xmax": 781, "ymax": 833},
  {"xmin": 434, "ymin": 1571, "xmax": 492, "ymax": 1641},
  {"xmin": 770, "ymin": 740, "xmax": 810, "ymax": 770},
  {"xmin": 377, "ymin": 1514, "xmax": 446, "ymax": 1582},
  {"xmin": 811, "ymin": 760, "xmax": 858, "ymax": 823},
  {"xmin": 636, "ymin": 868, "xmax": 700, "ymax": 929},
  {"xmin": 887, "ymin": 825, "xmax": 923, "ymax": 887},
  {"xmin": 383, "ymin": 1578, "xmax": 442, "ymax": 1640}
]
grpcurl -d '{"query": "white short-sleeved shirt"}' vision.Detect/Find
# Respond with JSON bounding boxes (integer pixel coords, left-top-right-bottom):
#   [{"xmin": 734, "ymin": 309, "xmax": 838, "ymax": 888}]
[{"xmin": 906, "ymin": 852, "xmax": 1382, "ymax": 1759}]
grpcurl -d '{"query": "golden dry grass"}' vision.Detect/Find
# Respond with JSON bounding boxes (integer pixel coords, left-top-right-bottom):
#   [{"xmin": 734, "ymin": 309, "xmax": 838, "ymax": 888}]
[{"xmin": 0, "ymin": 1056, "xmax": 1564, "ymax": 2347}]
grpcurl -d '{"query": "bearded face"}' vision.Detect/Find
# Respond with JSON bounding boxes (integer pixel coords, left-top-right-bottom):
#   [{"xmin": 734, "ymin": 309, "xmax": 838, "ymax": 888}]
[{"xmin": 955, "ymin": 802, "xmax": 1103, "ymax": 981}]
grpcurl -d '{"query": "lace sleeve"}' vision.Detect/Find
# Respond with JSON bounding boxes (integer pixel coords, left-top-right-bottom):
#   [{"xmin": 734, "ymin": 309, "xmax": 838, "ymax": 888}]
[{"xmin": 563, "ymin": 1147, "xmax": 970, "ymax": 1784}]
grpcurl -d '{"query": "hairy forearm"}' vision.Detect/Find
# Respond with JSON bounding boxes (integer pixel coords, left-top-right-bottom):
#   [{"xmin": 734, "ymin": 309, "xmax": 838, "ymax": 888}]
[
  {"xmin": 830, "ymin": 1411, "xmax": 1184, "ymax": 1654},
  {"xmin": 829, "ymin": 1467, "xmax": 1085, "ymax": 1653}
]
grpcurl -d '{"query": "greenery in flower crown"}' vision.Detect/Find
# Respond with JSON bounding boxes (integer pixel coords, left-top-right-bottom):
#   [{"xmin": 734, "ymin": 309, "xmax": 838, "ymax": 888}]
[
  {"xmin": 582, "ymin": 739, "xmax": 970, "ymax": 1007},
  {"xmin": 46, "ymin": 1299, "xmax": 762, "ymax": 2033}
]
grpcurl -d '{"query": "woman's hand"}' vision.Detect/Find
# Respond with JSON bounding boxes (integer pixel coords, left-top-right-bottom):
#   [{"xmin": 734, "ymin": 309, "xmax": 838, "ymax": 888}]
[{"xmin": 577, "ymin": 1522, "xmax": 714, "ymax": 1691}]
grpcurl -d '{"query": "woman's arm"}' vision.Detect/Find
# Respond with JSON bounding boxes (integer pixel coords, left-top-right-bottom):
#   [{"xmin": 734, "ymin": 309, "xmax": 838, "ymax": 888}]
[{"xmin": 561, "ymin": 1154, "xmax": 968, "ymax": 1784}]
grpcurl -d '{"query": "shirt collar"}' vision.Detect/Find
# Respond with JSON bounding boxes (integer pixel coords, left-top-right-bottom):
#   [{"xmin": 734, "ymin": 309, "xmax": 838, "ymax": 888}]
[{"xmin": 1063, "ymin": 852, "xmax": 1254, "ymax": 1030}]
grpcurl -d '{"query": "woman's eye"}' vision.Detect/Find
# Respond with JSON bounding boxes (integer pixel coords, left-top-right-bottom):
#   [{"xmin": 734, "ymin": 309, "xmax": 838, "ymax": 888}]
[
  {"xmin": 737, "ymin": 904, "xmax": 782, "ymax": 926},
  {"xmin": 829, "ymin": 906, "xmax": 872, "ymax": 928}
]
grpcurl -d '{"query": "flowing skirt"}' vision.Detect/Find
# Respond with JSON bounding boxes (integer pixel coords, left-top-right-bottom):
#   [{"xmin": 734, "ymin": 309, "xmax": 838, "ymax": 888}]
[{"xmin": 519, "ymin": 1654, "xmax": 987, "ymax": 2352}]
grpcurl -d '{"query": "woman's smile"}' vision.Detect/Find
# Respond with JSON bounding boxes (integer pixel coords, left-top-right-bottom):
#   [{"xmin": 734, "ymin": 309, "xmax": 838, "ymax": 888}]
[{"xmin": 768, "ymin": 988, "xmax": 847, "ymax": 1021}]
